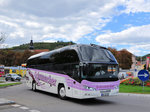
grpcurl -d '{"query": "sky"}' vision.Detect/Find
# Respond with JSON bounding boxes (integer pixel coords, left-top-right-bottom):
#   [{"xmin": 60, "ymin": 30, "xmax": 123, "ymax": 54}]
[{"xmin": 0, "ymin": 0, "xmax": 150, "ymax": 56}]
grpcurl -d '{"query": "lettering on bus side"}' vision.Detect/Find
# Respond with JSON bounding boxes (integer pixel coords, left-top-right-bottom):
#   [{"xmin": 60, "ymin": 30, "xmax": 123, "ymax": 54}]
[
  {"xmin": 29, "ymin": 70, "xmax": 57, "ymax": 86},
  {"xmin": 35, "ymin": 72, "xmax": 57, "ymax": 86}
]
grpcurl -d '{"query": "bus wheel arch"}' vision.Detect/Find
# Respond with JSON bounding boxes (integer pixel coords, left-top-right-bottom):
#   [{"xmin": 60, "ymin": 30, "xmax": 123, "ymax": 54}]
[{"xmin": 58, "ymin": 83, "xmax": 66, "ymax": 100}]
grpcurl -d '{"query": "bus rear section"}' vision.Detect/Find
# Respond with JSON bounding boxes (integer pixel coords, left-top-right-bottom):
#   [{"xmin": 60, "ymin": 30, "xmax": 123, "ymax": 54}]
[{"xmin": 26, "ymin": 44, "xmax": 120, "ymax": 99}]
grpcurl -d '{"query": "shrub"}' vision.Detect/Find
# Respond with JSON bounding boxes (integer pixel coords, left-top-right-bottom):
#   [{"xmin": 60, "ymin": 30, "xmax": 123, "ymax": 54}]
[
  {"xmin": 145, "ymin": 80, "xmax": 150, "ymax": 87},
  {"xmin": 120, "ymin": 77, "xmax": 150, "ymax": 87},
  {"xmin": 120, "ymin": 77, "xmax": 142, "ymax": 86}
]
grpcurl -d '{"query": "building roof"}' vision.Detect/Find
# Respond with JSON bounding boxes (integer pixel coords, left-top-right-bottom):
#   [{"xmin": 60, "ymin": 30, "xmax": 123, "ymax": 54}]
[
  {"xmin": 4, "ymin": 66, "xmax": 26, "ymax": 70},
  {"xmin": 31, "ymin": 49, "xmax": 49, "ymax": 53}
]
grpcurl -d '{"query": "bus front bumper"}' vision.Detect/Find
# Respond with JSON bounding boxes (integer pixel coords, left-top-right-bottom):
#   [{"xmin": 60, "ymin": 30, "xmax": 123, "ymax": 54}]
[{"xmin": 71, "ymin": 88, "xmax": 119, "ymax": 99}]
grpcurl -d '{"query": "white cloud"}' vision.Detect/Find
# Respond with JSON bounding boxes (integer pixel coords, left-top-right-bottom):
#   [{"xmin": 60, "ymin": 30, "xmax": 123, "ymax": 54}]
[
  {"xmin": 9, "ymin": 31, "xmax": 25, "ymax": 38},
  {"xmin": 96, "ymin": 24, "xmax": 150, "ymax": 45},
  {"xmin": 43, "ymin": 40, "xmax": 57, "ymax": 43},
  {"xmin": 0, "ymin": 43, "xmax": 9, "ymax": 48},
  {"xmin": 124, "ymin": 0, "xmax": 150, "ymax": 13},
  {"xmin": 25, "ymin": 21, "xmax": 41, "ymax": 28},
  {"xmin": 0, "ymin": 0, "xmax": 150, "ymax": 56},
  {"xmin": 43, "ymin": 26, "xmax": 55, "ymax": 33},
  {"xmin": 96, "ymin": 24, "xmax": 150, "ymax": 55},
  {"xmin": 0, "ymin": 0, "xmax": 123, "ymax": 47},
  {"xmin": 0, "ymin": 19, "xmax": 18, "ymax": 28},
  {"xmin": 0, "ymin": 0, "xmax": 9, "ymax": 6},
  {"xmin": 128, "ymin": 44, "xmax": 150, "ymax": 56}
]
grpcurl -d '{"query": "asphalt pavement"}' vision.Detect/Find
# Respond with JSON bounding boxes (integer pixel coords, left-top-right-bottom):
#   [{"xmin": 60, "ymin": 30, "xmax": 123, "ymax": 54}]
[{"xmin": 0, "ymin": 82, "xmax": 150, "ymax": 112}]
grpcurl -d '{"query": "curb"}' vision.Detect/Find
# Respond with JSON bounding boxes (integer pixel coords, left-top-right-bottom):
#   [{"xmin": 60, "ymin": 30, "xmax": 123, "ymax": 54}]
[
  {"xmin": 119, "ymin": 93, "xmax": 150, "ymax": 98},
  {"xmin": 0, "ymin": 98, "xmax": 15, "ymax": 106}
]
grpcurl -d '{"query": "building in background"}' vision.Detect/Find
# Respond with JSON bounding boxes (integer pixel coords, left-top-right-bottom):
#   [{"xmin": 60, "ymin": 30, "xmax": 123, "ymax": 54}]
[
  {"xmin": 0, "ymin": 65, "xmax": 4, "ymax": 77},
  {"xmin": 29, "ymin": 38, "xmax": 34, "ymax": 50},
  {"xmin": 5, "ymin": 66, "xmax": 26, "ymax": 77},
  {"xmin": 131, "ymin": 55, "xmax": 137, "ymax": 70},
  {"xmin": 29, "ymin": 38, "xmax": 49, "ymax": 53}
]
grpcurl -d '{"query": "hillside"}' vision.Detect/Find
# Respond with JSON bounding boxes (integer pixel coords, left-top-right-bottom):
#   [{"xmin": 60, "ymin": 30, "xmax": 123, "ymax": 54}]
[
  {"xmin": 10, "ymin": 41, "xmax": 75, "ymax": 50},
  {"xmin": 9, "ymin": 41, "xmax": 150, "ymax": 62},
  {"xmin": 136, "ymin": 54, "xmax": 150, "ymax": 61}
]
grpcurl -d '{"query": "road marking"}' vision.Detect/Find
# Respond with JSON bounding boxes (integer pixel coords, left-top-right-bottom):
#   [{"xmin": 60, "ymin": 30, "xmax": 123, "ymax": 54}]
[
  {"xmin": 29, "ymin": 110, "xmax": 41, "ymax": 112},
  {"xmin": 20, "ymin": 106, "xmax": 29, "ymax": 110},
  {"xmin": 11, "ymin": 104, "xmax": 21, "ymax": 107}
]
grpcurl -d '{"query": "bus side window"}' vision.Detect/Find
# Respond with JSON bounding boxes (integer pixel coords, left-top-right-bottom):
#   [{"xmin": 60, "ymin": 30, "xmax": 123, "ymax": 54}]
[
  {"xmin": 71, "ymin": 64, "xmax": 79, "ymax": 80},
  {"xmin": 48, "ymin": 50, "xmax": 80, "ymax": 75}
]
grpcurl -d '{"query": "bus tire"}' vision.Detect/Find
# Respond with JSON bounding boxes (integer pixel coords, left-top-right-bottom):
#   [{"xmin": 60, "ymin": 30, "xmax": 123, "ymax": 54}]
[
  {"xmin": 58, "ymin": 85, "xmax": 66, "ymax": 100},
  {"xmin": 32, "ymin": 82, "xmax": 36, "ymax": 92}
]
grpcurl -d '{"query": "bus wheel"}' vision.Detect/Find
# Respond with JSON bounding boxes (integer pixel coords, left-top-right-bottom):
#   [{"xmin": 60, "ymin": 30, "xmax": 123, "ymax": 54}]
[
  {"xmin": 32, "ymin": 82, "xmax": 36, "ymax": 91},
  {"xmin": 58, "ymin": 85, "xmax": 66, "ymax": 100}
]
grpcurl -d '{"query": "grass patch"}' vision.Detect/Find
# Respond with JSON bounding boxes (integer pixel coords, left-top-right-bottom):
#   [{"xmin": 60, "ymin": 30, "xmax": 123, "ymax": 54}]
[
  {"xmin": 119, "ymin": 84, "xmax": 150, "ymax": 94},
  {"xmin": 0, "ymin": 82, "xmax": 22, "ymax": 87}
]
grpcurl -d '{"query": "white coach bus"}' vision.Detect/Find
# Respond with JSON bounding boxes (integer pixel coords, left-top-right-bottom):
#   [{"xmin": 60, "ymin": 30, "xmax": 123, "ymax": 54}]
[{"xmin": 26, "ymin": 44, "xmax": 120, "ymax": 99}]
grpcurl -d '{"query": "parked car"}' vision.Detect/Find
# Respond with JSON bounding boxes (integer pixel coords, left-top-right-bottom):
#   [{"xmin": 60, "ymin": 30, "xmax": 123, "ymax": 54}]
[{"xmin": 5, "ymin": 74, "xmax": 21, "ymax": 81}]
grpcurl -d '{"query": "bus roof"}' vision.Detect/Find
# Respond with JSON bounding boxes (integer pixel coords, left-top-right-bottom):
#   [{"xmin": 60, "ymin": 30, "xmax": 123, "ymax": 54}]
[
  {"xmin": 28, "ymin": 44, "xmax": 105, "ymax": 59},
  {"xmin": 28, "ymin": 52, "xmax": 49, "ymax": 60},
  {"xmin": 27, "ymin": 44, "xmax": 117, "ymax": 64}
]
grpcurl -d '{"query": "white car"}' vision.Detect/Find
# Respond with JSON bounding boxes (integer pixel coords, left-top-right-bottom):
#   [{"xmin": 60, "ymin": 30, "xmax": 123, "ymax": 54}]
[{"xmin": 5, "ymin": 74, "xmax": 21, "ymax": 81}]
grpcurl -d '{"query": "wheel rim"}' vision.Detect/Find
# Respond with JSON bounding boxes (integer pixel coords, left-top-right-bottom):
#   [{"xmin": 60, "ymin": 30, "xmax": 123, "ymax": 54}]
[{"xmin": 59, "ymin": 87, "xmax": 66, "ymax": 97}]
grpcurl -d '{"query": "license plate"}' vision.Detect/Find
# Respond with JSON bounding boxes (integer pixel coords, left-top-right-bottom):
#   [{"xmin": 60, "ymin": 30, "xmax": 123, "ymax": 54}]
[
  {"xmin": 101, "ymin": 93, "xmax": 109, "ymax": 96},
  {"xmin": 100, "ymin": 89, "xmax": 111, "ymax": 93}
]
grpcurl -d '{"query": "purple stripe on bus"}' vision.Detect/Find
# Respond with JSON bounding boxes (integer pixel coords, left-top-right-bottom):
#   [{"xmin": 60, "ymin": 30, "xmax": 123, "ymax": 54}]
[
  {"xmin": 81, "ymin": 80, "xmax": 120, "ymax": 90},
  {"xmin": 27, "ymin": 68, "xmax": 119, "ymax": 91},
  {"xmin": 27, "ymin": 68, "xmax": 69, "ymax": 78},
  {"xmin": 66, "ymin": 78, "xmax": 119, "ymax": 91}
]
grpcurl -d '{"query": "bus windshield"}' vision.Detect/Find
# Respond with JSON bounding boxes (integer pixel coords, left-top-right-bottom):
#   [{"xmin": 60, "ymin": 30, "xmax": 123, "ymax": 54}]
[
  {"xmin": 79, "ymin": 45, "xmax": 116, "ymax": 62},
  {"xmin": 82, "ymin": 64, "xmax": 119, "ymax": 82}
]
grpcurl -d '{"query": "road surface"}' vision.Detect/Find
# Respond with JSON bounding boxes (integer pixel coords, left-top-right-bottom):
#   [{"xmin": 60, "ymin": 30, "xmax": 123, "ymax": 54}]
[{"xmin": 0, "ymin": 82, "xmax": 150, "ymax": 112}]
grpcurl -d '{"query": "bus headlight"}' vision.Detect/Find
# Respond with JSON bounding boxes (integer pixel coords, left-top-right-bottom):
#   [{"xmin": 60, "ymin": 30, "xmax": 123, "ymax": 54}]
[
  {"xmin": 114, "ymin": 85, "xmax": 119, "ymax": 89},
  {"xmin": 83, "ymin": 85, "xmax": 96, "ymax": 91}
]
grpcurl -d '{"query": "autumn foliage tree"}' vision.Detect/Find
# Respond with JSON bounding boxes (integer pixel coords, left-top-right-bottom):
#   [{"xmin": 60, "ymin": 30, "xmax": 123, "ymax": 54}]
[
  {"xmin": 0, "ymin": 50, "xmax": 16, "ymax": 66},
  {"xmin": 21, "ymin": 50, "xmax": 34, "ymax": 64},
  {"xmin": 0, "ymin": 50, "xmax": 34, "ymax": 66},
  {"xmin": 108, "ymin": 48, "xmax": 133, "ymax": 69}
]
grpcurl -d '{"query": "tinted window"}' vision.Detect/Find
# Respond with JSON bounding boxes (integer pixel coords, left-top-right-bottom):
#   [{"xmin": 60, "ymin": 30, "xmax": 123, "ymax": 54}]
[
  {"xmin": 82, "ymin": 64, "xmax": 119, "ymax": 82},
  {"xmin": 27, "ymin": 50, "xmax": 80, "ymax": 77},
  {"xmin": 50, "ymin": 50, "xmax": 79, "ymax": 64},
  {"xmin": 79, "ymin": 46, "xmax": 115, "ymax": 62}
]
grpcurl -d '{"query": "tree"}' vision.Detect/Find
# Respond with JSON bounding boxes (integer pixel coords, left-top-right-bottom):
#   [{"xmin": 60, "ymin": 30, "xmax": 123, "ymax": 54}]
[
  {"xmin": 108, "ymin": 48, "xmax": 133, "ymax": 69},
  {"xmin": 0, "ymin": 50, "xmax": 34, "ymax": 66},
  {"xmin": 13, "ymin": 52, "xmax": 23, "ymax": 66},
  {"xmin": 0, "ymin": 32, "xmax": 7, "ymax": 45},
  {"xmin": 117, "ymin": 49, "xmax": 133, "ymax": 69},
  {"xmin": 108, "ymin": 47, "xmax": 118, "ymax": 58},
  {"xmin": 21, "ymin": 50, "xmax": 34, "ymax": 63},
  {"xmin": 0, "ymin": 50, "xmax": 16, "ymax": 66}
]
